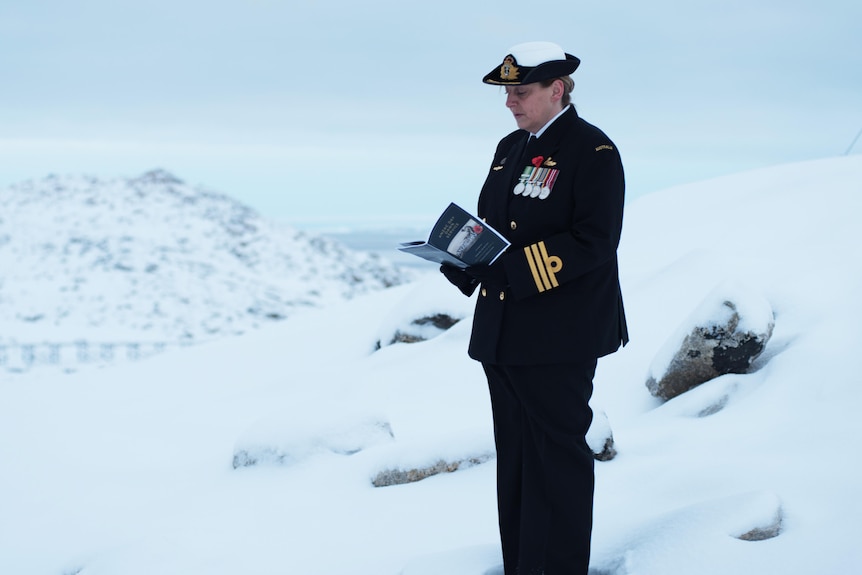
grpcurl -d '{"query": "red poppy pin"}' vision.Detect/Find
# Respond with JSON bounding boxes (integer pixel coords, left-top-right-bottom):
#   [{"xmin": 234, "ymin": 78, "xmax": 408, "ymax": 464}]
[{"xmin": 531, "ymin": 156, "xmax": 544, "ymax": 167}]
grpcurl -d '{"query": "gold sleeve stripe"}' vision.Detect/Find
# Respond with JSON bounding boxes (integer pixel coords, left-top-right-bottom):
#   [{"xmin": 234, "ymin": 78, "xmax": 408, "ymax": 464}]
[
  {"xmin": 530, "ymin": 243, "xmax": 551, "ymax": 290},
  {"xmin": 525, "ymin": 245, "xmax": 543, "ymax": 291},
  {"xmin": 523, "ymin": 241, "xmax": 563, "ymax": 292}
]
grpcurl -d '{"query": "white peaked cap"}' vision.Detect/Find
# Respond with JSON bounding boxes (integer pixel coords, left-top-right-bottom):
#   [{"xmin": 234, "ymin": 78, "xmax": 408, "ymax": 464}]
[{"xmin": 508, "ymin": 41, "xmax": 567, "ymax": 67}]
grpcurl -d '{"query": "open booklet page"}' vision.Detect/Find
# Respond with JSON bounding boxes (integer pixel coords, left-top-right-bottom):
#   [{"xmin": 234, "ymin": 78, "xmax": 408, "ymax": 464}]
[{"xmin": 398, "ymin": 203, "xmax": 511, "ymax": 268}]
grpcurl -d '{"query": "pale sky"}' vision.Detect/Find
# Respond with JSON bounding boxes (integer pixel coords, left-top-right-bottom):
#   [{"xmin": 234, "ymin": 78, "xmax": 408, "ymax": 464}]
[{"xmin": 2, "ymin": 0, "xmax": 860, "ymax": 228}]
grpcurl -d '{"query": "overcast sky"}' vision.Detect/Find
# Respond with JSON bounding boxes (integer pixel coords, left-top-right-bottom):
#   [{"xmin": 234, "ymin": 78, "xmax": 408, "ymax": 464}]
[{"xmin": 2, "ymin": 0, "xmax": 860, "ymax": 228}]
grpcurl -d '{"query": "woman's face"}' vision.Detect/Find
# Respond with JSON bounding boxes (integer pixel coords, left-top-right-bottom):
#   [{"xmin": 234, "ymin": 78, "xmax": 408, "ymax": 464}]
[{"xmin": 505, "ymin": 80, "xmax": 564, "ymax": 134}]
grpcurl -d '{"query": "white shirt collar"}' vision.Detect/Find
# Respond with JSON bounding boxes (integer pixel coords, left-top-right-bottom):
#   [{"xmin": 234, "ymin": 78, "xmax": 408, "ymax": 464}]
[{"xmin": 531, "ymin": 104, "xmax": 571, "ymax": 140}]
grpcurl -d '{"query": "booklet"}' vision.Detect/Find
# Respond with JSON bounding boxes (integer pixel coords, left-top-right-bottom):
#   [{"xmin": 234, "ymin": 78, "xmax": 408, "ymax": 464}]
[{"xmin": 398, "ymin": 203, "xmax": 511, "ymax": 269}]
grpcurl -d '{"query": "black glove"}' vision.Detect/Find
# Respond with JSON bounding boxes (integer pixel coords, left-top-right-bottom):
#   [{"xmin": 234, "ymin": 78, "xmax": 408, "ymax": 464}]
[
  {"xmin": 439, "ymin": 264, "xmax": 478, "ymax": 297},
  {"xmin": 465, "ymin": 259, "xmax": 508, "ymax": 289}
]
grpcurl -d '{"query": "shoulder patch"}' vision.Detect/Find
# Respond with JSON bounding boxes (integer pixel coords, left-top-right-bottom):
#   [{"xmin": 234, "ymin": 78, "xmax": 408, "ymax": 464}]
[{"xmin": 595, "ymin": 144, "xmax": 614, "ymax": 152}]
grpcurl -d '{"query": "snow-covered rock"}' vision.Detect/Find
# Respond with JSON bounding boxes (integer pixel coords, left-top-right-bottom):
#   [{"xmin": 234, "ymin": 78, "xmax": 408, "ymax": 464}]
[
  {"xmin": 591, "ymin": 491, "xmax": 784, "ymax": 574},
  {"xmin": 233, "ymin": 415, "xmax": 395, "ymax": 469},
  {"xmin": 371, "ymin": 453, "xmax": 494, "ymax": 487},
  {"xmin": 0, "ymin": 169, "xmax": 410, "ymax": 344},
  {"xmin": 586, "ymin": 409, "xmax": 617, "ymax": 461},
  {"xmin": 366, "ymin": 429, "xmax": 496, "ymax": 488},
  {"xmin": 373, "ymin": 272, "xmax": 474, "ymax": 349},
  {"xmin": 645, "ymin": 281, "xmax": 775, "ymax": 400}
]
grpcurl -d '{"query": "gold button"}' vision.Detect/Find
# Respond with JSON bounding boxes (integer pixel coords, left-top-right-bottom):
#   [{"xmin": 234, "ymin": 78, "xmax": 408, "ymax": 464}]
[
  {"xmin": 499, "ymin": 291, "xmax": 506, "ymax": 301},
  {"xmin": 510, "ymin": 221, "xmax": 517, "ymax": 230},
  {"xmin": 481, "ymin": 288, "xmax": 487, "ymax": 297}
]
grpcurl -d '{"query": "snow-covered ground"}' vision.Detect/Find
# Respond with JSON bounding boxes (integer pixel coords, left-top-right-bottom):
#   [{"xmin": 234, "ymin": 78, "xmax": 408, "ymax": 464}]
[{"xmin": 1, "ymin": 155, "xmax": 861, "ymax": 574}]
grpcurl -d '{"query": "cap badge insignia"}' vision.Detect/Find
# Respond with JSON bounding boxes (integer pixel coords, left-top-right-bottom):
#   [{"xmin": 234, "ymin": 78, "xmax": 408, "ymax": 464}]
[{"xmin": 500, "ymin": 56, "xmax": 519, "ymax": 81}]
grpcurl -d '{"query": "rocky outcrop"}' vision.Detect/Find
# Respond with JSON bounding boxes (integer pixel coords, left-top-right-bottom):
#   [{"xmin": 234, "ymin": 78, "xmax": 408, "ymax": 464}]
[
  {"xmin": 646, "ymin": 282, "xmax": 775, "ymax": 401},
  {"xmin": 372, "ymin": 453, "xmax": 495, "ymax": 487}
]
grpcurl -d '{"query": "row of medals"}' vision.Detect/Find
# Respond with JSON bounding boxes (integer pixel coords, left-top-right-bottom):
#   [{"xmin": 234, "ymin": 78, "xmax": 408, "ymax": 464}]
[{"xmin": 513, "ymin": 166, "xmax": 559, "ymax": 200}]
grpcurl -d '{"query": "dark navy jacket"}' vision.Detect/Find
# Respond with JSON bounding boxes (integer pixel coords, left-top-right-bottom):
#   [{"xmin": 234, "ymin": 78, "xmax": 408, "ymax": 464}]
[{"xmin": 463, "ymin": 105, "xmax": 629, "ymax": 365}]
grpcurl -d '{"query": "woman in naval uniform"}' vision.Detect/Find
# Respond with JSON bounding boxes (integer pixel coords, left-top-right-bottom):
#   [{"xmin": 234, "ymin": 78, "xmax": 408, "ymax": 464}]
[{"xmin": 440, "ymin": 41, "xmax": 629, "ymax": 575}]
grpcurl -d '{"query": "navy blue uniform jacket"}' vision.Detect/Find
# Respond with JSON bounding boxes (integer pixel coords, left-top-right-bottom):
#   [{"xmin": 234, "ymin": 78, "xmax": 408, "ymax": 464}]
[{"xmin": 466, "ymin": 106, "xmax": 629, "ymax": 365}]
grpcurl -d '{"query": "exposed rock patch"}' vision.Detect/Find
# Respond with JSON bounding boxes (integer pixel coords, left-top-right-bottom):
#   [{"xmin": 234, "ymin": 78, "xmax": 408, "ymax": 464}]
[
  {"xmin": 372, "ymin": 452, "xmax": 494, "ymax": 487},
  {"xmin": 646, "ymin": 281, "xmax": 774, "ymax": 400},
  {"xmin": 731, "ymin": 492, "xmax": 784, "ymax": 542},
  {"xmin": 383, "ymin": 313, "xmax": 462, "ymax": 346}
]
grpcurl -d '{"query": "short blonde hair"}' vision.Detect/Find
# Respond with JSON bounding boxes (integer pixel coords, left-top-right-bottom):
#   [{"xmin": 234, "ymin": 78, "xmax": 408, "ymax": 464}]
[{"xmin": 541, "ymin": 76, "xmax": 575, "ymax": 106}]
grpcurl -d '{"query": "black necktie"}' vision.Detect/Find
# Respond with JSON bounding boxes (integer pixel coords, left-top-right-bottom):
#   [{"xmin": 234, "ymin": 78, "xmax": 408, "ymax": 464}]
[{"xmin": 522, "ymin": 135, "xmax": 536, "ymax": 160}]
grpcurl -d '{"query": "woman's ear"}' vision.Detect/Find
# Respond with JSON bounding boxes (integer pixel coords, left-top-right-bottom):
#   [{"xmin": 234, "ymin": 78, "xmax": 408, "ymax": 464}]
[{"xmin": 551, "ymin": 79, "xmax": 564, "ymax": 102}]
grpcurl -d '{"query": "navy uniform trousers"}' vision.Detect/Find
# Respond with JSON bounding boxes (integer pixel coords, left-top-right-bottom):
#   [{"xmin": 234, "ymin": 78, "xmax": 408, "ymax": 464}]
[{"xmin": 483, "ymin": 360, "xmax": 597, "ymax": 575}]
